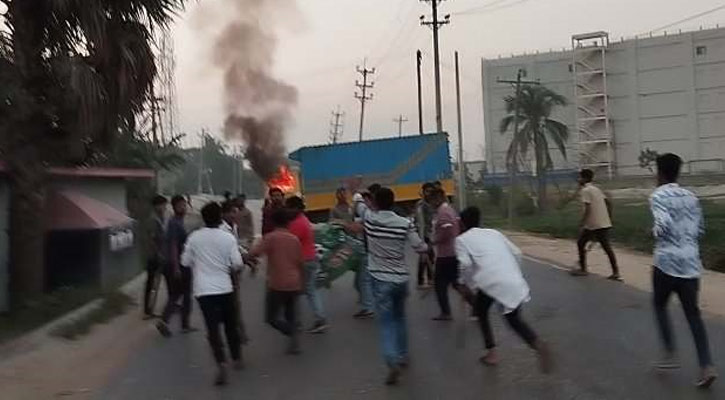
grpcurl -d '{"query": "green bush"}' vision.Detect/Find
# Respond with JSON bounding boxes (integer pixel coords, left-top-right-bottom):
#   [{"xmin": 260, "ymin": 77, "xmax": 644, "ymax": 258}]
[
  {"xmin": 484, "ymin": 185, "xmax": 504, "ymax": 208},
  {"xmin": 512, "ymin": 187, "xmax": 537, "ymax": 216}
]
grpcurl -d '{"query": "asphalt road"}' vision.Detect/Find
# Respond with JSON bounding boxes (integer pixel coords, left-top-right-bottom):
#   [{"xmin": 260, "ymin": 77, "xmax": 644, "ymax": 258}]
[{"xmin": 98, "ymin": 256, "xmax": 725, "ymax": 400}]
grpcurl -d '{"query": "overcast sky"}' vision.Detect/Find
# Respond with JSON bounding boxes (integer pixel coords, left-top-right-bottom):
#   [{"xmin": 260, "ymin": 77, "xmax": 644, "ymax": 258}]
[{"xmin": 172, "ymin": 0, "xmax": 725, "ymax": 161}]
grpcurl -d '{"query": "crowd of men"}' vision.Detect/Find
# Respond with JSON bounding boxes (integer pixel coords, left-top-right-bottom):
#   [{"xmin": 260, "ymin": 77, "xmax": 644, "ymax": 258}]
[{"xmin": 141, "ymin": 152, "xmax": 717, "ymax": 389}]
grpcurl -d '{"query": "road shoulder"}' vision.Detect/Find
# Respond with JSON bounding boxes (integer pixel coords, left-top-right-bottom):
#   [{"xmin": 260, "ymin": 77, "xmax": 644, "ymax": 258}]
[
  {"xmin": 0, "ymin": 275, "xmax": 153, "ymax": 400},
  {"xmin": 505, "ymin": 230, "xmax": 725, "ymax": 318}
]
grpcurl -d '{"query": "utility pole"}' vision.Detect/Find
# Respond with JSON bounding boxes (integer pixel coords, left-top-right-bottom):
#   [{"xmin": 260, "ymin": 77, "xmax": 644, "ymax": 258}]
[
  {"xmin": 454, "ymin": 51, "xmax": 465, "ymax": 210},
  {"xmin": 150, "ymin": 86, "xmax": 159, "ymax": 145},
  {"xmin": 232, "ymin": 152, "xmax": 238, "ymax": 194},
  {"xmin": 238, "ymin": 145, "xmax": 245, "ymax": 195},
  {"xmin": 329, "ymin": 105, "xmax": 344, "ymax": 144},
  {"xmin": 197, "ymin": 130, "xmax": 205, "ymax": 194},
  {"xmin": 355, "ymin": 62, "xmax": 375, "ymax": 141},
  {"xmin": 417, "ymin": 49, "xmax": 424, "ymax": 134},
  {"xmin": 394, "ymin": 114, "xmax": 409, "ymax": 137},
  {"xmin": 497, "ymin": 69, "xmax": 539, "ymax": 227},
  {"xmin": 420, "ymin": 0, "xmax": 450, "ymax": 133}
]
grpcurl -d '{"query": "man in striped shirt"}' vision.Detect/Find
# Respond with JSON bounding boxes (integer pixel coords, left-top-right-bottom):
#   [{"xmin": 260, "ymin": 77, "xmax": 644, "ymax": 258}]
[{"xmin": 357, "ymin": 187, "xmax": 428, "ymax": 385}]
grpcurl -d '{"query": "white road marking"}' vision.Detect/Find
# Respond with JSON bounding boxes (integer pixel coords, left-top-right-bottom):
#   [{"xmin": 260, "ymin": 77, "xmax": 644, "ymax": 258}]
[{"xmin": 523, "ymin": 255, "xmax": 569, "ymax": 272}]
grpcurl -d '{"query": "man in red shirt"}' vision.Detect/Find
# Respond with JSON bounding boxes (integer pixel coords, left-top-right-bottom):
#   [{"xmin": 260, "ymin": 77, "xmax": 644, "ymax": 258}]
[
  {"xmin": 249, "ymin": 208, "xmax": 304, "ymax": 354},
  {"xmin": 286, "ymin": 196, "xmax": 329, "ymax": 334}
]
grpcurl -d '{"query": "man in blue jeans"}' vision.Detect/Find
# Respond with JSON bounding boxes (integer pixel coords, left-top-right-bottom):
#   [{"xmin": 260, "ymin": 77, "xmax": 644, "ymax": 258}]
[
  {"xmin": 286, "ymin": 196, "xmax": 329, "ymax": 334},
  {"xmin": 351, "ymin": 191, "xmax": 375, "ymax": 319},
  {"xmin": 350, "ymin": 187, "xmax": 428, "ymax": 385}
]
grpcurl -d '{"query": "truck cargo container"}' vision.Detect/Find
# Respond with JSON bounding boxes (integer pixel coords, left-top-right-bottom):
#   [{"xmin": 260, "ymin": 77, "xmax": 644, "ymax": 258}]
[{"xmin": 289, "ymin": 133, "xmax": 454, "ymax": 219}]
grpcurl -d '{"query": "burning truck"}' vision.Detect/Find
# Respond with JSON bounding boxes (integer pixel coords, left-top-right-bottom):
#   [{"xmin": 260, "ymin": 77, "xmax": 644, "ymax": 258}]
[
  {"xmin": 288, "ymin": 133, "xmax": 454, "ymax": 221},
  {"xmin": 266, "ymin": 160, "xmax": 301, "ymax": 196}
]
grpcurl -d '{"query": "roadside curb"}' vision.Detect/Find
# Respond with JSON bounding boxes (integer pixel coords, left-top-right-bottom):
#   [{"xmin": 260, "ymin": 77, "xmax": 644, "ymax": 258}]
[{"xmin": 0, "ymin": 273, "xmax": 146, "ymax": 360}]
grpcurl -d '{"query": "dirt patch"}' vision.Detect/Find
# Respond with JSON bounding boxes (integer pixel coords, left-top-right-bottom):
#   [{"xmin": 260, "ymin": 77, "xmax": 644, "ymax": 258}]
[{"xmin": 0, "ymin": 283, "xmax": 155, "ymax": 399}]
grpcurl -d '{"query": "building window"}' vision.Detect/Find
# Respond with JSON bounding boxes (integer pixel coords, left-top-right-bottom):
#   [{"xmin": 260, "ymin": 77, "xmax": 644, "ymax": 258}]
[{"xmin": 696, "ymin": 46, "xmax": 707, "ymax": 56}]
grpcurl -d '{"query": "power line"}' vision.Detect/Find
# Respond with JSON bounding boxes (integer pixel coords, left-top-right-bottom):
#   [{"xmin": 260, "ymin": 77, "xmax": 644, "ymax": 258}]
[
  {"xmin": 453, "ymin": 0, "xmax": 532, "ymax": 16},
  {"xmin": 643, "ymin": 4, "xmax": 725, "ymax": 36},
  {"xmin": 368, "ymin": 0, "xmax": 421, "ymax": 67},
  {"xmin": 451, "ymin": 0, "xmax": 511, "ymax": 15},
  {"xmin": 376, "ymin": 31, "xmax": 428, "ymax": 84}
]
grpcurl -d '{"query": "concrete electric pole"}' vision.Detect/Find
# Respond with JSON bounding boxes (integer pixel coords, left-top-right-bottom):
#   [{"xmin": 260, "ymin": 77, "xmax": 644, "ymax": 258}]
[
  {"xmin": 355, "ymin": 62, "xmax": 375, "ymax": 141},
  {"xmin": 420, "ymin": 0, "xmax": 450, "ymax": 134},
  {"xmin": 394, "ymin": 114, "xmax": 409, "ymax": 137},
  {"xmin": 454, "ymin": 51, "xmax": 465, "ymax": 210},
  {"xmin": 329, "ymin": 106, "xmax": 344, "ymax": 144},
  {"xmin": 197, "ymin": 130, "xmax": 206, "ymax": 194},
  {"xmin": 417, "ymin": 49, "xmax": 424, "ymax": 135}
]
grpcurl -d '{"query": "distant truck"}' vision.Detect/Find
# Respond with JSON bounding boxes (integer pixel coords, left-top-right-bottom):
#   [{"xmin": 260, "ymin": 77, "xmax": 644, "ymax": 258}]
[{"xmin": 289, "ymin": 133, "xmax": 454, "ymax": 220}]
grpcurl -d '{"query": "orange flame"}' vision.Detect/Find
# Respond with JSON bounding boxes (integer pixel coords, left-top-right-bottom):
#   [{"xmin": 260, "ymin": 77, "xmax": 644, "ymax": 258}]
[{"xmin": 267, "ymin": 164, "xmax": 297, "ymax": 194}]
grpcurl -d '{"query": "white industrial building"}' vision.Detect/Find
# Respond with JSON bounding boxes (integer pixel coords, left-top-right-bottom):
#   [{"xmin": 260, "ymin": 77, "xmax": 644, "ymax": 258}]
[{"xmin": 482, "ymin": 26, "xmax": 725, "ymax": 178}]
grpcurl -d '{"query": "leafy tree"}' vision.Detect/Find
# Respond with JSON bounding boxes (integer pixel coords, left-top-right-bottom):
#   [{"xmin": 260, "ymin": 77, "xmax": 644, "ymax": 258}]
[
  {"xmin": 500, "ymin": 84, "xmax": 569, "ymax": 211},
  {"xmin": 0, "ymin": 0, "xmax": 186, "ymax": 303},
  {"xmin": 638, "ymin": 148, "xmax": 660, "ymax": 174}
]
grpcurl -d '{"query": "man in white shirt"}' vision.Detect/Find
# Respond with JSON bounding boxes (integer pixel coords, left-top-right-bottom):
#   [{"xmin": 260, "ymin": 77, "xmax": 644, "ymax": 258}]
[
  {"xmin": 455, "ymin": 206, "xmax": 551, "ymax": 373},
  {"xmin": 221, "ymin": 200, "xmax": 251, "ymax": 345},
  {"xmin": 221, "ymin": 200, "xmax": 240, "ymax": 239},
  {"xmin": 181, "ymin": 202, "xmax": 244, "ymax": 386}
]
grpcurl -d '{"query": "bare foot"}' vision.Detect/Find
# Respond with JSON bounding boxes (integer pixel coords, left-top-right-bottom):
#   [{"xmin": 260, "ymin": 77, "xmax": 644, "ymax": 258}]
[
  {"xmin": 479, "ymin": 350, "xmax": 500, "ymax": 366},
  {"xmin": 535, "ymin": 340, "xmax": 554, "ymax": 374}
]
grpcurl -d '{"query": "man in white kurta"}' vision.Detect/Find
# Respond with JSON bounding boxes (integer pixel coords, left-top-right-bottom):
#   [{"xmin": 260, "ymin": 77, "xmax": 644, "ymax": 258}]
[{"xmin": 455, "ymin": 206, "xmax": 551, "ymax": 372}]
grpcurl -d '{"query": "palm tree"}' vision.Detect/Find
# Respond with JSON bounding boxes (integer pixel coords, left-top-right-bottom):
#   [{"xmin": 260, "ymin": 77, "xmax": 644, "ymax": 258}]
[
  {"xmin": 0, "ymin": 0, "xmax": 186, "ymax": 305},
  {"xmin": 500, "ymin": 84, "xmax": 569, "ymax": 210}
]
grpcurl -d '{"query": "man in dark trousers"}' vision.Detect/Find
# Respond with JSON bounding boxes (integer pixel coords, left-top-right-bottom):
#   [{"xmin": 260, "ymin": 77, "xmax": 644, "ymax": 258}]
[
  {"xmin": 414, "ymin": 182, "xmax": 435, "ymax": 289},
  {"xmin": 455, "ymin": 206, "xmax": 552, "ymax": 372},
  {"xmin": 430, "ymin": 188, "xmax": 460, "ymax": 321},
  {"xmin": 143, "ymin": 195, "xmax": 168, "ymax": 319},
  {"xmin": 250, "ymin": 208, "xmax": 305, "ymax": 355},
  {"xmin": 570, "ymin": 168, "xmax": 621, "ymax": 281},
  {"xmin": 157, "ymin": 195, "xmax": 196, "ymax": 336},
  {"xmin": 650, "ymin": 153, "xmax": 717, "ymax": 388},
  {"xmin": 181, "ymin": 202, "xmax": 244, "ymax": 386},
  {"xmin": 221, "ymin": 200, "xmax": 251, "ymax": 345}
]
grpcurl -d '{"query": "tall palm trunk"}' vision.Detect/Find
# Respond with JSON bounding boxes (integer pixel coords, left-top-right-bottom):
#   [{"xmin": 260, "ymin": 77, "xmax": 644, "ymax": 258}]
[
  {"xmin": 7, "ymin": 0, "xmax": 51, "ymax": 304},
  {"xmin": 534, "ymin": 133, "xmax": 547, "ymax": 212},
  {"xmin": 8, "ymin": 150, "xmax": 47, "ymax": 302}
]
